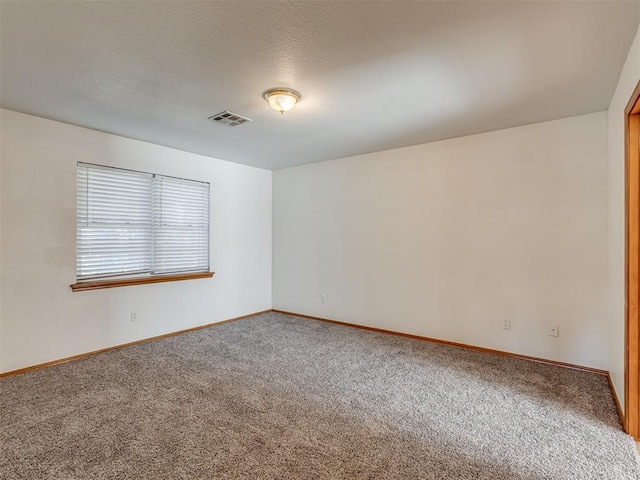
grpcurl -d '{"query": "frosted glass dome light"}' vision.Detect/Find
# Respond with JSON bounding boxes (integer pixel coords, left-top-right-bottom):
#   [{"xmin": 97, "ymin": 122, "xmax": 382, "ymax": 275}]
[{"xmin": 264, "ymin": 88, "xmax": 300, "ymax": 114}]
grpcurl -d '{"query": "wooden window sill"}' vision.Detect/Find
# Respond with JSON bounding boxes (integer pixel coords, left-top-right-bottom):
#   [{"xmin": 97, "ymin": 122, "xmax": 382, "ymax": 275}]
[{"xmin": 70, "ymin": 272, "xmax": 214, "ymax": 292}]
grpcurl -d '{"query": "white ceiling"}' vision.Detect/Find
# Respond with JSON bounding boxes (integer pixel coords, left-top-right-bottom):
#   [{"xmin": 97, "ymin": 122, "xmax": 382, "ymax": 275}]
[{"xmin": 1, "ymin": 1, "xmax": 639, "ymax": 170}]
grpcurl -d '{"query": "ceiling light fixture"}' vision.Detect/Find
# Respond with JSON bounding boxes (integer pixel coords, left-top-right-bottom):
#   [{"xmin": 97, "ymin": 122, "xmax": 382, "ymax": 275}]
[{"xmin": 263, "ymin": 88, "xmax": 300, "ymax": 114}]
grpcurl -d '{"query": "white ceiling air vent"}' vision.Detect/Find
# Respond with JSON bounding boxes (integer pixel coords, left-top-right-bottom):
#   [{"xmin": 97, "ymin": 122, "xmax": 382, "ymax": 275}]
[{"xmin": 207, "ymin": 111, "xmax": 252, "ymax": 127}]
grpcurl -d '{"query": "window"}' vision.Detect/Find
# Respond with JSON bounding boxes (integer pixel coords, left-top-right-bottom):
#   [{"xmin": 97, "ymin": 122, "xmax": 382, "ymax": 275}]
[{"xmin": 72, "ymin": 163, "xmax": 212, "ymax": 291}]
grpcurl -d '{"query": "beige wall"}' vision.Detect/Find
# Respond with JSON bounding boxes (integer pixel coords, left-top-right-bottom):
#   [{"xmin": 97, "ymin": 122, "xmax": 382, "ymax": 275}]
[
  {"xmin": 0, "ymin": 109, "xmax": 272, "ymax": 373},
  {"xmin": 274, "ymin": 112, "xmax": 609, "ymax": 369},
  {"xmin": 608, "ymin": 22, "xmax": 640, "ymax": 410}
]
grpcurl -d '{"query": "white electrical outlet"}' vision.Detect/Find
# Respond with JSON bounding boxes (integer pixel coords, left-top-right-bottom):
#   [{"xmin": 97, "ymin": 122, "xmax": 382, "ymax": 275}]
[
  {"xmin": 549, "ymin": 324, "xmax": 559, "ymax": 337},
  {"xmin": 130, "ymin": 311, "xmax": 138, "ymax": 322},
  {"xmin": 320, "ymin": 294, "xmax": 327, "ymax": 304},
  {"xmin": 502, "ymin": 318, "xmax": 511, "ymax": 330}
]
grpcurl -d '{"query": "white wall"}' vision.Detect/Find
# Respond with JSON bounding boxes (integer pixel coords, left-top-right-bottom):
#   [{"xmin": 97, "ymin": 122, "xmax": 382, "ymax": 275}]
[
  {"xmin": 274, "ymin": 112, "xmax": 609, "ymax": 369},
  {"xmin": 0, "ymin": 109, "xmax": 272, "ymax": 373},
  {"xmin": 609, "ymin": 22, "xmax": 640, "ymax": 410}
]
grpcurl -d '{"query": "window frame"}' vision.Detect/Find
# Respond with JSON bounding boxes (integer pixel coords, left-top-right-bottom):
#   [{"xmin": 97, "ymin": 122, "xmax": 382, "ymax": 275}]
[{"xmin": 71, "ymin": 163, "xmax": 214, "ymax": 292}]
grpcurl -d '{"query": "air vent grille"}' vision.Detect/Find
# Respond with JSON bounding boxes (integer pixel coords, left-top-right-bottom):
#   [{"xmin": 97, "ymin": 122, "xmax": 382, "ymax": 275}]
[{"xmin": 208, "ymin": 111, "xmax": 252, "ymax": 127}]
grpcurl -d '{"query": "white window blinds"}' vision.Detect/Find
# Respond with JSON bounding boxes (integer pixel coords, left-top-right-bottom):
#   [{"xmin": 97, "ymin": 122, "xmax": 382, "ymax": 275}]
[
  {"xmin": 76, "ymin": 163, "xmax": 210, "ymax": 281},
  {"xmin": 77, "ymin": 164, "xmax": 152, "ymax": 279},
  {"xmin": 152, "ymin": 175, "xmax": 210, "ymax": 275}
]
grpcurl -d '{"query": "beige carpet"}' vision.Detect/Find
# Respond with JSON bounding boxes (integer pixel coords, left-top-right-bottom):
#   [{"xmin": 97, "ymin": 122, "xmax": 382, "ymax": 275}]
[{"xmin": 1, "ymin": 311, "xmax": 638, "ymax": 479}]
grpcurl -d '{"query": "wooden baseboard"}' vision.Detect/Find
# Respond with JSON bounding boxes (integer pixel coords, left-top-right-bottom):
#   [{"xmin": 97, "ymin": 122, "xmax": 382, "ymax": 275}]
[
  {"xmin": 272, "ymin": 309, "xmax": 609, "ymax": 376},
  {"xmin": 608, "ymin": 372, "xmax": 626, "ymax": 428},
  {"xmin": 1, "ymin": 308, "xmax": 615, "ymax": 393},
  {"xmin": 0, "ymin": 310, "xmax": 271, "ymax": 378}
]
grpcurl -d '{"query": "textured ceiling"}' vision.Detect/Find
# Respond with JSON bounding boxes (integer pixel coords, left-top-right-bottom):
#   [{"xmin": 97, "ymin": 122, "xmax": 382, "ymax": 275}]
[{"xmin": 1, "ymin": 1, "xmax": 639, "ymax": 170}]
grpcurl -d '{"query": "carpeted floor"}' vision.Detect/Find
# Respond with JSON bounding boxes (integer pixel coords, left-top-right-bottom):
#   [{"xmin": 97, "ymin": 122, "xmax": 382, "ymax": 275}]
[{"xmin": 1, "ymin": 311, "xmax": 639, "ymax": 479}]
